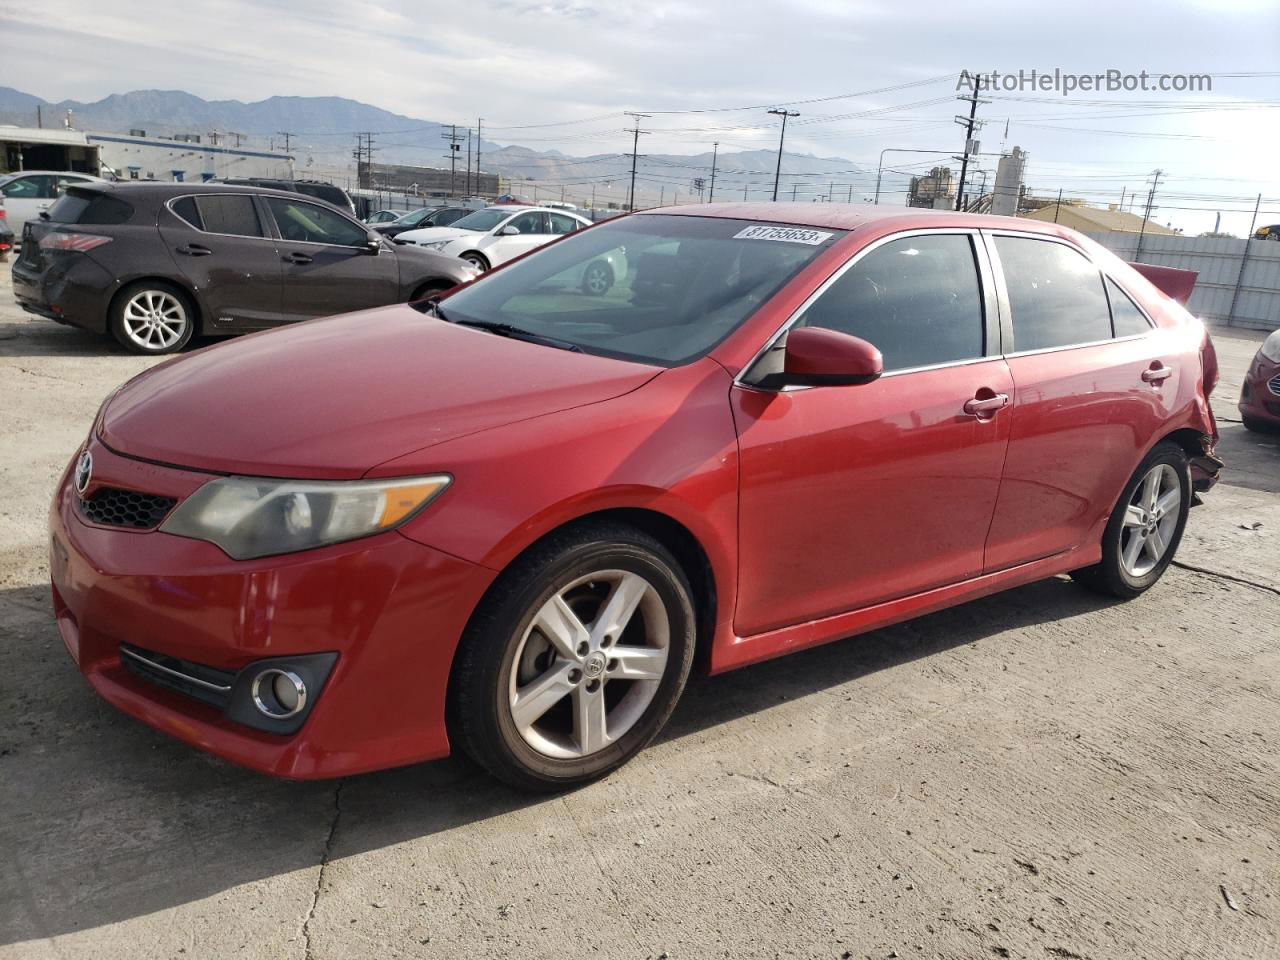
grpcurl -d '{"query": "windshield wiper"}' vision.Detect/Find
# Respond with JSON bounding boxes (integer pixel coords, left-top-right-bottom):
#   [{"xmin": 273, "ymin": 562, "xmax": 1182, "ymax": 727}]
[{"xmin": 448, "ymin": 317, "xmax": 583, "ymax": 352}]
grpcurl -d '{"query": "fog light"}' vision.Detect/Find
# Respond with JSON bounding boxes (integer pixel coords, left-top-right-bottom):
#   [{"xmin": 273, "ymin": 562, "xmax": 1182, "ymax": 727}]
[{"xmin": 251, "ymin": 668, "xmax": 307, "ymax": 719}]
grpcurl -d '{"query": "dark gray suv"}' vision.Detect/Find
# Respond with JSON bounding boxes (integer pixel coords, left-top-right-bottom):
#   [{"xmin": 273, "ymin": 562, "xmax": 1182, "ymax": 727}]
[{"xmin": 12, "ymin": 182, "xmax": 477, "ymax": 354}]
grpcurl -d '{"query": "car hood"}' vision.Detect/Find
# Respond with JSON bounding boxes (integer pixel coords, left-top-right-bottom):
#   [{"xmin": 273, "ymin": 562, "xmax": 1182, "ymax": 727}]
[
  {"xmin": 396, "ymin": 226, "xmax": 479, "ymax": 245},
  {"xmin": 100, "ymin": 306, "xmax": 661, "ymax": 480}
]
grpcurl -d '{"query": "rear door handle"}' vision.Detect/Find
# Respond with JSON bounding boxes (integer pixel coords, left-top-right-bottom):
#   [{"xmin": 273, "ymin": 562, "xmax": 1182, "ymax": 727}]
[
  {"xmin": 963, "ymin": 393, "xmax": 1010, "ymax": 417},
  {"xmin": 176, "ymin": 243, "xmax": 212, "ymax": 257},
  {"xmin": 1141, "ymin": 363, "xmax": 1173, "ymax": 384},
  {"xmin": 283, "ymin": 252, "xmax": 313, "ymax": 264}
]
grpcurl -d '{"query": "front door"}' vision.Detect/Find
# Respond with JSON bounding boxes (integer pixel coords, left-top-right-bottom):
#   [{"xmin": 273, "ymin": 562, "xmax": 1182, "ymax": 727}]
[
  {"xmin": 159, "ymin": 193, "xmax": 284, "ymax": 330},
  {"xmin": 488, "ymin": 210, "xmax": 552, "ymax": 267},
  {"xmin": 732, "ymin": 231, "xmax": 1013, "ymax": 637},
  {"xmin": 263, "ymin": 195, "xmax": 400, "ymax": 322}
]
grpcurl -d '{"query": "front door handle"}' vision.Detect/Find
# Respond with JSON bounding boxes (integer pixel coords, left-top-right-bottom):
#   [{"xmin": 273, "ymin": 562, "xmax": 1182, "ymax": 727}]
[
  {"xmin": 283, "ymin": 252, "xmax": 313, "ymax": 264},
  {"xmin": 176, "ymin": 243, "xmax": 212, "ymax": 257},
  {"xmin": 1141, "ymin": 363, "xmax": 1173, "ymax": 384},
  {"xmin": 963, "ymin": 393, "xmax": 1010, "ymax": 417}
]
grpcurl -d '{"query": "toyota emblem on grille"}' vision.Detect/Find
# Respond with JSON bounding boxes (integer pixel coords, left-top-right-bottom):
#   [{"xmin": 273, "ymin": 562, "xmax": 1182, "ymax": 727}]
[{"xmin": 74, "ymin": 451, "xmax": 93, "ymax": 496}]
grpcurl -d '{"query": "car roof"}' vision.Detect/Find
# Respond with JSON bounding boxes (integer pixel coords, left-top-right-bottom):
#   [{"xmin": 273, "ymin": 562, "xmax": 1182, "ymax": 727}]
[
  {"xmin": 648, "ymin": 202, "xmax": 1075, "ymax": 238},
  {"xmin": 68, "ymin": 180, "xmax": 338, "ymax": 204},
  {"xmin": 0, "ymin": 170, "xmax": 106, "ymax": 179}
]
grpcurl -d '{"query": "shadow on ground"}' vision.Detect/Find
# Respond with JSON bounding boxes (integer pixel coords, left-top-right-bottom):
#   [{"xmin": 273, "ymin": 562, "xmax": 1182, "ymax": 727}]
[{"xmin": 0, "ymin": 575, "xmax": 1120, "ymax": 945}]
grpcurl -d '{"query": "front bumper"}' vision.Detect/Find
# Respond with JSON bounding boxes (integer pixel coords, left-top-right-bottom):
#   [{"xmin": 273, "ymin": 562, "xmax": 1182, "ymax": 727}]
[
  {"xmin": 49, "ymin": 439, "xmax": 496, "ymax": 779},
  {"xmin": 1239, "ymin": 355, "xmax": 1280, "ymax": 425}
]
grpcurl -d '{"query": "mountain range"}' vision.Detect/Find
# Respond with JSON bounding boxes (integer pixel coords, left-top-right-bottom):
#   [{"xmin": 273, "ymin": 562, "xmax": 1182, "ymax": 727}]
[{"xmin": 0, "ymin": 87, "xmax": 886, "ymax": 203}]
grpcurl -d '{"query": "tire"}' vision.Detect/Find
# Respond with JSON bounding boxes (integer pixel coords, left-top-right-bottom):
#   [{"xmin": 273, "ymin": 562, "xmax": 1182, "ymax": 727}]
[
  {"xmin": 409, "ymin": 280, "xmax": 454, "ymax": 302},
  {"xmin": 461, "ymin": 252, "xmax": 489, "ymax": 272},
  {"xmin": 110, "ymin": 281, "xmax": 196, "ymax": 355},
  {"xmin": 450, "ymin": 521, "xmax": 697, "ymax": 791},
  {"xmin": 581, "ymin": 260, "xmax": 614, "ymax": 295},
  {"xmin": 1070, "ymin": 441, "xmax": 1190, "ymax": 599},
  {"xmin": 1242, "ymin": 414, "xmax": 1274, "ymax": 433}
]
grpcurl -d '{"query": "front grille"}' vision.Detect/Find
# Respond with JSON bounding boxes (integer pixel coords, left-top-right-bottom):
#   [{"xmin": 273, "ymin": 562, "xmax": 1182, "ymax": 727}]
[
  {"xmin": 1267, "ymin": 374, "xmax": 1280, "ymax": 398},
  {"xmin": 119, "ymin": 644, "xmax": 235, "ymax": 709},
  {"xmin": 79, "ymin": 487, "xmax": 177, "ymax": 529}
]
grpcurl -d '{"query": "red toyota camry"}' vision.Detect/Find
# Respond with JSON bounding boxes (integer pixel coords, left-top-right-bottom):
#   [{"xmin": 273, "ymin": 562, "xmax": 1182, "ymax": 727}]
[{"xmin": 50, "ymin": 204, "xmax": 1222, "ymax": 790}]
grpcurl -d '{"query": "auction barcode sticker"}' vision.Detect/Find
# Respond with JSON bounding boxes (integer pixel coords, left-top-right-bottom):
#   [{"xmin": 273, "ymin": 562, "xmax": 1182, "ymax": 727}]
[{"xmin": 733, "ymin": 225, "xmax": 833, "ymax": 245}]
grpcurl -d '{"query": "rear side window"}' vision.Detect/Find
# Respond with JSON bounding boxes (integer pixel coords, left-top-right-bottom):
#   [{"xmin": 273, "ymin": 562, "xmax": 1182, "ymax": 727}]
[
  {"xmin": 194, "ymin": 195, "xmax": 264, "ymax": 237},
  {"xmin": 798, "ymin": 234, "xmax": 985, "ymax": 373},
  {"xmin": 1107, "ymin": 279, "xmax": 1153, "ymax": 337},
  {"xmin": 995, "ymin": 237, "xmax": 1111, "ymax": 351},
  {"xmin": 548, "ymin": 213, "xmax": 581, "ymax": 235},
  {"xmin": 47, "ymin": 192, "xmax": 133, "ymax": 225}
]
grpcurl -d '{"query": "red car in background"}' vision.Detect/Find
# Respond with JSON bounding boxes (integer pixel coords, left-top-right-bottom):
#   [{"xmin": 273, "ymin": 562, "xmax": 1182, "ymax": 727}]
[
  {"xmin": 1239, "ymin": 330, "xmax": 1280, "ymax": 431},
  {"xmin": 49, "ymin": 204, "xmax": 1222, "ymax": 791}
]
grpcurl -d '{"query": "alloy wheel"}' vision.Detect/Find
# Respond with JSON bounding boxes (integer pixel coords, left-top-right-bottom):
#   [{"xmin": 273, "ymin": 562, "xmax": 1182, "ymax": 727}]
[
  {"xmin": 507, "ymin": 569, "xmax": 670, "ymax": 759},
  {"xmin": 122, "ymin": 290, "xmax": 188, "ymax": 351},
  {"xmin": 583, "ymin": 262, "xmax": 611, "ymax": 295},
  {"xmin": 1119, "ymin": 463, "xmax": 1181, "ymax": 578}
]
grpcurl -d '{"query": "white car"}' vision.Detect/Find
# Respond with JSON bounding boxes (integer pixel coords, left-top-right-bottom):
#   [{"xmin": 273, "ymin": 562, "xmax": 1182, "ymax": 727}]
[
  {"xmin": 397, "ymin": 206, "xmax": 591, "ymax": 271},
  {"xmin": 0, "ymin": 171, "xmax": 109, "ymax": 240}
]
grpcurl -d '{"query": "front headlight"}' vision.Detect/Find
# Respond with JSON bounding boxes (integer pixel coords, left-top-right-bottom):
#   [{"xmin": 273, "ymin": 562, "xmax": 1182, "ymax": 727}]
[
  {"xmin": 1261, "ymin": 330, "xmax": 1280, "ymax": 364},
  {"xmin": 424, "ymin": 240, "xmax": 452, "ymax": 251},
  {"xmin": 160, "ymin": 475, "xmax": 451, "ymax": 560}
]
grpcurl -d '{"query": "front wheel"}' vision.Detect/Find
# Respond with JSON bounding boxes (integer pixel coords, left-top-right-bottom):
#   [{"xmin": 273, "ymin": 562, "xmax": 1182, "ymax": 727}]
[
  {"xmin": 1071, "ymin": 441, "xmax": 1190, "ymax": 598},
  {"xmin": 461, "ymin": 252, "xmax": 489, "ymax": 273},
  {"xmin": 450, "ymin": 522, "xmax": 696, "ymax": 791}
]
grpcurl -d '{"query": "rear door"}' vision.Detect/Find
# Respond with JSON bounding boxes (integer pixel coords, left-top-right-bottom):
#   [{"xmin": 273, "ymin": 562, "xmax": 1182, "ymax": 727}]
[
  {"xmin": 981, "ymin": 231, "xmax": 1176, "ymax": 571},
  {"xmin": 158, "ymin": 193, "xmax": 284, "ymax": 330},
  {"xmin": 263, "ymin": 195, "xmax": 400, "ymax": 321}
]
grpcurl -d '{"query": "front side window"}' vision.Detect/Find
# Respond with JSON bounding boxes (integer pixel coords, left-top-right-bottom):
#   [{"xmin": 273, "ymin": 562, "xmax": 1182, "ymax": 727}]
[
  {"xmin": 996, "ymin": 236, "xmax": 1111, "ymax": 351},
  {"xmin": 507, "ymin": 211, "xmax": 547, "ymax": 235},
  {"xmin": 438, "ymin": 214, "xmax": 842, "ymax": 366},
  {"xmin": 1, "ymin": 175, "xmax": 51, "ymax": 199},
  {"xmin": 1108, "ymin": 279, "xmax": 1153, "ymax": 337},
  {"xmin": 796, "ymin": 234, "xmax": 985, "ymax": 372},
  {"xmin": 265, "ymin": 197, "xmax": 365, "ymax": 246}
]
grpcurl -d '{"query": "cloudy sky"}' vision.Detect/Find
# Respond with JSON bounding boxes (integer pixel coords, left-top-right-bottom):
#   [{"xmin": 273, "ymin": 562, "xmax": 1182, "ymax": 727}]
[{"xmin": 2, "ymin": 0, "xmax": 1278, "ymax": 234}]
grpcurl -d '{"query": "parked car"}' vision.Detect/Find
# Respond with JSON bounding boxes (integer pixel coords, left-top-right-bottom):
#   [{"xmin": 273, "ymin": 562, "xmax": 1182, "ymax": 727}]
[
  {"xmin": 0, "ymin": 170, "xmax": 109, "ymax": 239},
  {"xmin": 376, "ymin": 206, "xmax": 473, "ymax": 238},
  {"xmin": 0, "ymin": 195, "xmax": 12, "ymax": 262},
  {"xmin": 216, "ymin": 178, "xmax": 356, "ymax": 216},
  {"xmin": 1239, "ymin": 328, "xmax": 1280, "ymax": 431},
  {"xmin": 12, "ymin": 182, "xmax": 476, "ymax": 354},
  {"xmin": 397, "ymin": 205, "xmax": 591, "ymax": 271},
  {"xmin": 48, "ymin": 205, "xmax": 1222, "ymax": 790},
  {"xmin": 365, "ymin": 209, "xmax": 402, "ymax": 224},
  {"xmin": 1253, "ymin": 224, "xmax": 1280, "ymax": 242}
]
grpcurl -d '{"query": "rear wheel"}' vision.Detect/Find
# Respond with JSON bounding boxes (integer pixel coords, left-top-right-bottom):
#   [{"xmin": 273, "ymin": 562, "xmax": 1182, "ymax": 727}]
[
  {"xmin": 450, "ymin": 522, "xmax": 696, "ymax": 791},
  {"xmin": 1071, "ymin": 442, "xmax": 1190, "ymax": 598},
  {"xmin": 581, "ymin": 260, "xmax": 614, "ymax": 295},
  {"xmin": 110, "ymin": 281, "xmax": 195, "ymax": 355}
]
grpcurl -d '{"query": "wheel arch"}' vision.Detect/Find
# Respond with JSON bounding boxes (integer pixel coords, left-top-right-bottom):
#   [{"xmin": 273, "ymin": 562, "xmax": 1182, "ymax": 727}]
[
  {"xmin": 107, "ymin": 276, "xmax": 205, "ymax": 335},
  {"xmin": 459, "ymin": 250, "xmax": 490, "ymax": 270}
]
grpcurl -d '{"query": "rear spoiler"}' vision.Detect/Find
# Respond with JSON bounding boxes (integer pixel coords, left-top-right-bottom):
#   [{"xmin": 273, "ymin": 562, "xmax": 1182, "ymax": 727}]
[{"xmin": 1128, "ymin": 262, "xmax": 1198, "ymax": 306}]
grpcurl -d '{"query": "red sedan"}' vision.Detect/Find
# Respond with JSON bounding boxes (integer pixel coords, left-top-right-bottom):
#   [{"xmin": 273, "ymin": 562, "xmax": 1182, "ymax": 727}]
[
  {"xmin": 1239, "ymin": 330, "xmax": 1280, "ymax": 432},
  {"xmin": 50, "ymin": 204, "xmax": 1222, "ymax": 790}
]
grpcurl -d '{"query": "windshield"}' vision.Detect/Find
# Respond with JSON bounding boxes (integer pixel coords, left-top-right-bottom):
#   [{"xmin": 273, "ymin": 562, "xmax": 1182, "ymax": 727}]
[
  {"xmin": 439, "ymin": 214, "xmax": 843, "ymax": 366},
  {"xmin": 398, "ymin": 207, "xmax": 436, "ymax": 225},
  {"xmin": 449, "ymin": 209, "xmax": 511, "ymax": 233}
]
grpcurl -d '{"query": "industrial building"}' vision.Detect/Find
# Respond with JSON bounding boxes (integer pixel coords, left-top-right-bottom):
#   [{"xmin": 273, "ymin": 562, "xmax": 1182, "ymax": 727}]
[
  {"xmin": 362, "ymin": 161, "xmax": 501, "ymax": 199},
  {"xmin": 1021, "ymin": 203, "xmax": 1179, "ymax": 236},
  {"xmin": 0, "ymin": 126, "xmax": 294, "ymax": 181}
]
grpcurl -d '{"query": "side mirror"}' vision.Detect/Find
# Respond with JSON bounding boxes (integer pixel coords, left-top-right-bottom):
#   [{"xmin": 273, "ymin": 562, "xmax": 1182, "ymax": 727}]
[
  {"xmin": 498, "ymin": 224, "xmax": 521, "ymax": 236},
  {"xmin": 756, "ymin": 327, "xmax": 883, "ymax": 389},
  {"xmin": 364, "ymin": 236, "xmax": 382, "ymax": 254}
]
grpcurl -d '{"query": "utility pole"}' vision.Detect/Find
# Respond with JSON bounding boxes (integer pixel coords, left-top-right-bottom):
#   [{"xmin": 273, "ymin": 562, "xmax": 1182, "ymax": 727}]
[
  {"xmin": 36, "ymin": 105, "xmax": 42, "ymax": 129},
  {"xmin": 278, "ymin": 131, "xmax": 293, "ymax": 154},
  {"xmin": 1053, "ymin": 187, "xmax": 1063, "ymax": 223},
  {"xmin": 708, "ymin": 142, "xmax": 719, "ymax": 203},
  {"xmin": 847, "ymin": 184, "xmax": 853, "ymax": 203},
  {"xmin": 1226, "ymin": 192, "xmax": 1263, "ymax": 325},
  {"xmin": 953, "ymin": 78, "xmax": 987, "ymax": 212},
  {"xmin": 465, "ymin": 130, "xmax": 473, "ymax": 195},
  {"xmin": 791, "ymin": 183, "xmax": 798, "ymax": 202},
  {"xmin": 1118, "ymin": 186, "xmax": 1126, "ymax": 213},
  {"xmin": 767, "ymin": 108, "xmax": 800, "ymax": 201},
  {"xmin": 1135, "ymin": 168, "xmax": 1163, "ymax": 261},
  {"xmin": 476, "ymin": 118, "xmax": 483, "ymax": 197},
  {"xmin": 624, "ymin": 112, "xmax": 651, "ymax": 211},
  {"xmin": 743, "ymin": 181, "xmax": 749, "ymax": 201},
  {"xmin": 442, "ymin": 125, "xmax": 463, "ymax": 197}
]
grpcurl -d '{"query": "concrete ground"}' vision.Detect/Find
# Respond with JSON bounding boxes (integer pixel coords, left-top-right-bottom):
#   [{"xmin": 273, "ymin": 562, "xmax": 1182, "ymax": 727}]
[{"xmin": 1, "ymin": 266, "xmax": 1277, "ymax": 960}]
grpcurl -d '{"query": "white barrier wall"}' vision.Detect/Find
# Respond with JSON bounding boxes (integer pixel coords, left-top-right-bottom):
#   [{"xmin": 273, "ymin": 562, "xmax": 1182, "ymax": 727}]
[{"xmin": 1085, "ymin": 232, "xmax": 1280, "ymax": 332}]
